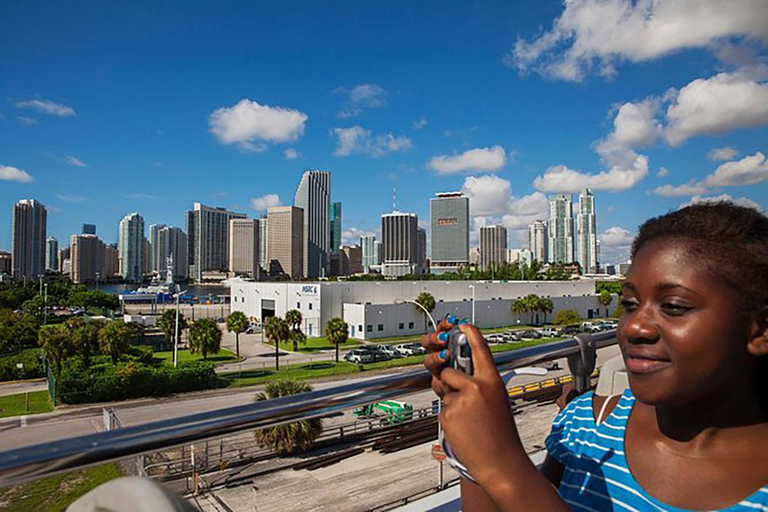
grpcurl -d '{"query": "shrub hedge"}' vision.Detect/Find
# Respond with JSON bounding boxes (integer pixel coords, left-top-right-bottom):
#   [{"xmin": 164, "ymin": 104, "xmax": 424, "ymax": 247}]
[{"xmin": 0, "ymin": 349, "xmax": 45, "ymax": 381}]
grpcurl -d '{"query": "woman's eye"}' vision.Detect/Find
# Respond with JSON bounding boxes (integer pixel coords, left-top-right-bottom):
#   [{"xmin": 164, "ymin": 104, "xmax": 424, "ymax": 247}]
[
  {"xmin": 620, "ymin": 299, "xmax": 638, "ymax": 310},
  {"xmin": 661, "ymin": 303, "xmax": 692, "ymax": 315}
]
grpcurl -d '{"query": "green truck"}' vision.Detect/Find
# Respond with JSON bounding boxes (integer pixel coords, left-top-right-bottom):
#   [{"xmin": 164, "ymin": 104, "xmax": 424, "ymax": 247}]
[{"xmin": 353, "ymin": 400, "xmax": 413, "ymax": 425}]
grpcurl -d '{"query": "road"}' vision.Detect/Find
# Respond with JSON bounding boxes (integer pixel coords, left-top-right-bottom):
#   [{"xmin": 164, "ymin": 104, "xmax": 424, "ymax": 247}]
[{"xmin": 0, "ymin": 379, "xmax": 47, "ymax": 398}]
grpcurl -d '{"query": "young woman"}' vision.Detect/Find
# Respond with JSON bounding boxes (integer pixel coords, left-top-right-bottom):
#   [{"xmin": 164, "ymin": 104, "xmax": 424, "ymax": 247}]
[{"xmin": 423, "ymin": 202, "xmax": 768, "ymax": 511}]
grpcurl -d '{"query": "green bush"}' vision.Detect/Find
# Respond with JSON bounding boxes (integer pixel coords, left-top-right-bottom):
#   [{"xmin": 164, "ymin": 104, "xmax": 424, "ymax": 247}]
[
  {"xmin": 0, "ymin": 349, "xmax": 45, "ymax": 381},
  {"xmin": 553, "ymin": 309, "xmax": 582, "ymax": 326}
]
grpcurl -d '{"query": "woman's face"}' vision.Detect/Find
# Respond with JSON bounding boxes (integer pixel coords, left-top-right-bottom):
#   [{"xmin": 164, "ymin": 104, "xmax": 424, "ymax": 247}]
[{"xmin": 618, "ymin": 239, "xmax": 755, "ymax": 406}]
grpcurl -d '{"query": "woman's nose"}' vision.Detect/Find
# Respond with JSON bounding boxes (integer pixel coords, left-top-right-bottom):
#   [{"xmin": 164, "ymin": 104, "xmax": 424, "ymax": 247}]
[{"xmin": 620, "ymin": 304, "xmax": 659, "ymax": 343}]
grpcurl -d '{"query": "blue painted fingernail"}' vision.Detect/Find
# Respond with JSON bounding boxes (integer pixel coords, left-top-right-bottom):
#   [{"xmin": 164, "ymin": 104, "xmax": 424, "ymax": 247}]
[
  {"xmin": 447, "ymin": 315, "xmax": 457, "ymax": 324},
  {"xmin": 438, "ymin": 332, "xmax": 449, "ymax": 342},
  {"xmin": 458, "ymin": 318, "xmax": 469, "ymax": 325},
  {"xmin": 439, "ymin": 349, "xmax": 448, "ymax": 359}
]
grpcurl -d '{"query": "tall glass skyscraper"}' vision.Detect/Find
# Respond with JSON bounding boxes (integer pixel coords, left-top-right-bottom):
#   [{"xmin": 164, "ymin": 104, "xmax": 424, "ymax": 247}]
[
  {"xmin": 361, "ymin": 234, "xmax": 379, "ymax": 272},
  {"xmin": 547, "ymin": 194, "xmax": 574, "ymax": 264},
  {"xmin": 118, "ymin": 212, "xmax": 145, "ymax": 283},
  {"xmin": 294, "ymin": 170, "xmax": 331, "ymax": 278},
  {"xmin": 528, "ymin": 220, "xmax": 548, "ymax": 264},
  {"xmin": 577, "ymin": 189, "xmax": 598, "ymax": 274},
  {"xmin": 330, "ymin": 202, "xmax": 342, "ymax": 255},
  {"xmin": 429, "ymin": 192, "xmax": 469, "ymax": 274},
  {"xmin": 12, "ymin": 199, "xmax": 47, "ymax": 281},
  {"xmin": 46, "ymin": 237, "xmax": 59, "ymax": 272},
  {"xmin": 185, "ymin": 203, "xmax": 246, "ymax": 281}
]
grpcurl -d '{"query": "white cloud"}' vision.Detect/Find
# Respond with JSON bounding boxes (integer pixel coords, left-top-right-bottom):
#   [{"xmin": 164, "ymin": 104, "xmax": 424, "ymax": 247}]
[
  {"xmin": 427, "ymin": 146, "xmax": 507, "ymax": 175},
  {"xmin": 55, "ymin": 194, "xmax": 87, "ymax": 203},
  {"xmin": 15, "ymin": 99, "xmax": 76, "ymax": 117},
  {"xmin": 600, "ymin": 227, "xmax": 635, "ymax": 248},
  {"xmin": 0, "ymin": 165, "xmax": 34, "ymax": 183},
  {"xmin": 125, "ymin": 193, "xmax": 159, "ymax": 200},
  {"xmin": 208, "ymin": 99, "xmax": 308, "ymax": 152},
  {"xmin": 707, "ymin": 147, "xmax": 739, "ymax": 161},
  {"xmin": 283, "ymin": 148, "xmax": 301, "ymax": 160},
  {"xmin": 17, "ymin": 116, "xmax": 38, "ymax": 125},
  {"xmin": 336, "ymin": 84, "xmax": 387, "ymax": 118},
  {"xmin": 702, "ymin": 151, "xmax": 768, "ymax": 186},
  {"xmin": 63, "ymin": 155, "xmax": 87, "ymax": 167},
  {"xmin": 651, "ymin": 180, "xmax": 711, "ymax": 197},
  {"xmin": 665, "ymin": 70, "xmax": 768, "ymax": 145},
  {"xmin": 461, "ymin": 175, "xmax": 512, "ymax": 216},
  {"xmin": 596, "ymin": 99, "xmax": 662, "ymax": 163},
  {"xmin": 333, "ymin": 126, "xmax": 412, "ymax": 157},
  {"xmin": 413, "ymin": 118, "xmax": 428, "ymax": 130},
  {"xmin": 656, "ymin": 167, "xmax": 669, "ymax": 177},
  {"xmin": 508, "ymin": 0, "xmax": 768, "ymax": 81},
  {"xmin": 250, "ymin": 194, "xmax": 281, "ymax": 212},
  {"xmin": 341, "ymin": 227, "xmax": 377, "ymax": 246},
  {"xmin": 681, "ymin": 194, "xmax": 763, "ymax": 211},
  {"xmin": 534, "ymin": 154, "xmax": 649, "ymax": 193}
]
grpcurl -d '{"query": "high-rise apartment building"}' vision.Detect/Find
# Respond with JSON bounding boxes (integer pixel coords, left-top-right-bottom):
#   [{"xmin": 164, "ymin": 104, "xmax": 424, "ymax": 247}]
[
  {"xmin": 480, "ymin": 225, "xmax": 507, "ymax": 271},
  {"xmin": 70, "ymin": 234, "xmax": 106, "ymax": 284},
  {"xmin": 0, "ymin": 252, "xmax": 11, "ymax": 276},
  {"xmin": 153, "ymin": 226, "xmax": 188, "ymax": 280},
  {"xmin": 361, "ymin": 234, "xmax": 380, "ymax": 272},
  {"xmin": 58, "ymin": 247, "xmax": 70, "ymax": 274},
  {"xmin": 104, "ymin": 244, "xmax": 119, "ymax": 278},
  {"xmin": 294, "ymin": 170, "xmax": 331, "ymax": 278},
  {"xmin": 12, "ymin": 199, "xmax": 47, "ymax": 281},
  {"xmin": 577, "ymin": 189, "xmax": 598, "ymax": 274},
  {"xmin": 258, "ymin": 217, "xmax": 268, "ymax": 272},
  {"xmin": 267, "ymin": 206, "xmax": 304, "ymax": 279},
  {"xmin": 229, "ymin": 218, "xmax": 260, "ymax": 279},
  {"xmin": 547, "ymin": 194, "xmax": 574, "ymax": 264},
  {"xmin": 118, "ymin": 212, "xmax": 145, "ymax": 283},
  {"xmin": 417, "ymin": 227, "xmax": 427, "ymax": 271},
  {"xmin": 429, "ymin": 192, "xmax": 469, "ymax": 274},
  {"xmin": 148, "ymin": 224, "xmax": 166, "ymax": 273},
  {"xmin": 330, "ymin": 202, "xmax": 342, "ymax": 255},
  {"xmin": 81, "ymin": 223, "xmax": 96, "ymax": 235},
  {"xmin": 381, "ymin": 211, "xmax": 420, "ymax": 277},
  {"xmin": 340, "ymin": 245, "xmax": 363, "ymax": 275},
  {"xmin": 185, "ymin": 203, "xmax": 247, "ymax": 281},
  {"xmin": 528, "ymin": 220, "xmax": 548, "ymax": 263},
  {"xmin": 46, "ymin": 237, "xmax": 59, "ymax": 272}
]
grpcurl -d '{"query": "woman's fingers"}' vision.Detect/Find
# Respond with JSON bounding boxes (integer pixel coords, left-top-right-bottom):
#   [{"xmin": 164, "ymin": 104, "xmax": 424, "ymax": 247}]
[
  {"xmin": 440, "ymin": 367, "xmax": 474, "ymax": 391},
  {"xmin": 424, "ymin": 350, "xmax": 449, "ymax": 378},
  {"xmin": 458, "ymin": 323, "xmax": 496, "ymax": 379},
  {"xmin": 421, "ymin": 315, "xmax": 460, "ymax": 352}
]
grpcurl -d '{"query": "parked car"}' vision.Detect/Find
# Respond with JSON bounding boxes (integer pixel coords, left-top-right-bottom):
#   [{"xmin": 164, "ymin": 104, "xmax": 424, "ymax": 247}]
[
  {"xmin": 559, "ymin": 325, "xmax": 583, "ymax": 336},
  {"xmin": 534, "ymin": 360, "xmax": 560, "ymax": 371},
  {"xmin": 597, "ymin": 321, "xmax": 618, "ymax": 331},
  {"xmin": 344, "ymin": 349, "xmax": 374, "ymax": 364},
  {"xmin": 485, "ymin": 333, "xmax": 505, "ymax": 343},
  {"xmin": 395, "ymin": 343, "xmax": 418, "ymax": 356},
  {"xmin": 520, "ymin": 330, "xmax": 542, "ymax": 339},
  {"xmin": 245, "ymin": 325, "xmax": 261, "ymax": 334},
  {"xmin": 373, "ymin": 344, "xmax": 403, "ymax": 358},
  {"xmin": 502, "ymin": 331, "xmax": 522, "ymax": 342},
  {"xmin": 538, "ymin": 327, "xmax": 559, "ymax": 338},
  {"xmin": 581, "ymin": 322, "xmax": 602, "ymax": 332},
  {"xmin": 363, "ymin": 345, "xmax": 394, "ymax": 362},
  {"xmin": 407, "ymin": 342, "xmax": 427, "ymax": 355}
]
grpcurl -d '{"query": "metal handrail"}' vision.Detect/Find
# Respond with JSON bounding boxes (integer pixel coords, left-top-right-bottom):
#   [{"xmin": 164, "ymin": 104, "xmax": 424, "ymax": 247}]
[{"xmin": 0, "ymin": 330, "xmax": 618, "ymax": 487}]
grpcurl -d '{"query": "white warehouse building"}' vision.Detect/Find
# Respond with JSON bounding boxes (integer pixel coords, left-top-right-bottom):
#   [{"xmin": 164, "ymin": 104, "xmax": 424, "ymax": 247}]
[{"xmin": 229, "ymin": 279, "xmax": 613, "ymax": 341}]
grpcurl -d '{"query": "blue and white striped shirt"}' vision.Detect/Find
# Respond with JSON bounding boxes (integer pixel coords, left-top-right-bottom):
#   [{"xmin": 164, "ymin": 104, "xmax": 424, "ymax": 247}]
[{"xmin": 546, "ymin": 389, "xmax": 768, "ymax": 511}]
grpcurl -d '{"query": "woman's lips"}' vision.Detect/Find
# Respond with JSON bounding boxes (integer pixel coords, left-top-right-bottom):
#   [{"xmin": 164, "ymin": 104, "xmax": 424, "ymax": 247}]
[{"xmin": 625, "ymin": 355, "xmax": 672, "ymax": 374}]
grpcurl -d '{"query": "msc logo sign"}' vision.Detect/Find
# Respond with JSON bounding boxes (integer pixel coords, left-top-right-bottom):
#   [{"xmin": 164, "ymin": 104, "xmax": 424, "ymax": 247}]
[{"xmin": 301, "ymin": 285, "xmax": 318, "ymax": 294}]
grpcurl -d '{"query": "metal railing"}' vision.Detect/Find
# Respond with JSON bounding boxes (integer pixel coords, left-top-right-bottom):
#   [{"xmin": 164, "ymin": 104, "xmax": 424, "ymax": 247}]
[{"xmin": 0, "ymin": 330, "xmax": 617, "ymax": 488}]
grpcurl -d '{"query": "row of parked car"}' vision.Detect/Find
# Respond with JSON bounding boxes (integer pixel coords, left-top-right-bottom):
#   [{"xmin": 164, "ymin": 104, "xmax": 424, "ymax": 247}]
[
  {"xmin": 484, "ymin": 320, "xmax": 618, "ymax": 344},
  {"xmin": 344, "ymin": 343, "xmax": 427, "ymax": 364}
]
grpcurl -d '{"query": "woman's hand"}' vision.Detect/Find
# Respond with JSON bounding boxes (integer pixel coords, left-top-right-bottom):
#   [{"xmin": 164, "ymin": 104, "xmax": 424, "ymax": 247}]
[{"xmin": 422, "ymin": 315, "xmax": 459, "ymax": 398}]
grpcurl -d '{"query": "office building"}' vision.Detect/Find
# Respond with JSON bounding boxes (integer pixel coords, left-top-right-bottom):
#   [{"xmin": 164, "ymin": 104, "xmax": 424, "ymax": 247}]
[
  {"xmin": 341, "ymin": 245, "xmax": 363, "ymax": 275},
  {"xmin": 58, "ymin": 247, "xmax": 70, "ymax": 273},
  {"xmin": 294, "ymin": 170, "xmax": 331, "ymax": 278},
  {"xmin": 185, "ymin": 203, "xmax": 247, "ymax": 281},
  {"xmin": 259, "ymin": 217, "xmax": 268, "ymax": 273},
  {"xmin": 577, "ymin": 189, "xmax": 598, "ymax": 274},
  {"xmin": 469, "ymin": 247, "xmax": 480, "ymax": 266},
  {"xmin": 104, "ymin": 244, "xmax": 119, "ymax": 278},
  {"xmin": 152, "ymin": 226, "xmax": 188, "ymax": 280},
  {"xmin": 361, "ymin": 234, "xmax": 380, "ymax": 272},
  {"xmin": 267, "ymin": 206, "xmax": 304, "ymax": 279},
  {"xmin": 381, "ymin": 211, "xmax": 420, "ymax": 277},
  {"xmin": 70, "ymin": 234, "xmax": 106, "ymax": 284},
  {"xmin": 0, "ymin": 252, "xmax": 11, "ymax": 276},
  {"xmin": 528, "ymin": 220, "xmax": 548, "ymax": 264},
  {"xmin": 148, "ymin": 224, "xmax": 166, "ymax": 273},
  {"xmin": 417, "ymin": 227, "xmax": 427, "ymax": 271},
  {"xmin": 118, "ymin": 212, "xmax": 145, "ymax": 283},
  {"xmin": 429, "ymin": 192, "xmax": 469, "ymax": 274},
  {"xmin": 330, "ymin": 202, "xmax": 342, "ymax": 255},
  {"xmin": 547, "ymin": 194, "xmax": 574, "ymax": 264},
  {"xmin": 480, "ymin": 225, "xmax": 507, "ymax": 271},
  {"xmin": 229, "ymin": 218, "xmax": 260, "ymax": 279},
  {"xmin": 12, "ymin": 199, "xmax": 47, "ymax": 281},
  {"xmin": 81, "ymin": 223, "xmax": 96, "ymax": 235},
  {"xmin": 46, "ymin": 237, "xmax": 59, "ymax": 272}
]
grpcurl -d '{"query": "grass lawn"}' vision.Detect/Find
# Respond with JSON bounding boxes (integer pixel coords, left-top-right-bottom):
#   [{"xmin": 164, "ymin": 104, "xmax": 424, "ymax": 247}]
[
  {"xmin": 153, "ymin": 348, "xmax": 238, "ymax": 365},
  {"xmin": 489, "ymin": 337, "xmax": 564, "ymax": 353},
  {"xmin": 219, "ymin": 360, "xmax": 360, "ymax": 387},
  {"xmin": 0, "ymin": 390, "xmax": 53, "ymax": 419},
  {"xmin": 266, "ymin": 336, "xmax": 361, "ymax": 353},
  {"xmin": 0, "ymin": 463, "xmax": 123, "ymax": 512}
]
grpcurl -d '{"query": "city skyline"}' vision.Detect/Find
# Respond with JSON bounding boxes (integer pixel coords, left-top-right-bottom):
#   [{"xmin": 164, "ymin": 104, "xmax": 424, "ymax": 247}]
[{"xmin": 1, "ymin": 1, "xmax": 766, "ymax": 267}]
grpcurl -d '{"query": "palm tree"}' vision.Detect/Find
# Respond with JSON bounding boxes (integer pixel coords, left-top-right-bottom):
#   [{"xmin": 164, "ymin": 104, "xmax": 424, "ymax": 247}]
[
  {"xmin": 539, "ymin": 297, "xmax": 554, "ymax": 324},
  {"xmin": 159, "ymin": 309, "xmax": 187, "ymax": 344},
  {"xmin": 598, "ymin": 290, "xmax": 613, "ymax": 316},
  {"xmin": 285, "ymin": 309, "xmax": 305, "ymax": 351},
  {"xmin": 188, "ymin": 318, "xmax": 222, "ymax": 360},
  {"xmin": 511, "ymin": 298, "xmax": 528, "ymax": 325},
  {"xmin": 38, "ymin": 324, "xmax": 72, "ymax": 375},
  {"xmin": 524, "ymin": 294, "xmax": 541, "ymax": 325},
  {"xmin": 65, "ymin": 317, "xmax": 102, "ymax": 368},
  {"xmin": 325, "ymin": 317, "xmax": 349, "ymax": 364},
  {"xmin": 264, "ymin": 316, "xmax": 289, "ymax": 370},
  {"xmin": 253, "ymin": 380, "xmax": 323, "ymax": 454},
  {"xmin": 226, "ymin": 311, "xmax": 248, "ymax": 358},
  {"xmin": 97, "ymin": 321, "xmax": 132, "ymax": 365},
  {"xmin": 414, "ymin": 292, "xmax": 436, "ymax": 332}
]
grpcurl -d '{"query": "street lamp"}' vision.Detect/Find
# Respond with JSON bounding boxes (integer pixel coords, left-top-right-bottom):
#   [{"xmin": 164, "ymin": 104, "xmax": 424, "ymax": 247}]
[
  {"xmin": 173, "ymin": 289, "xmax": 188, "ymax": 368},
  {"xmin": 468, "ymin": 285, "xmax": 475, "ymax": 325},
  {"xmin": 393, "ymin": 298, "xmax": 437, "ymax": 331}
]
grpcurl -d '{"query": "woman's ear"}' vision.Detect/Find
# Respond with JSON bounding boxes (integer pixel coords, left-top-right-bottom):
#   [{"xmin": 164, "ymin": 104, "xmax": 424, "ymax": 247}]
[{"xmin": 747, "ymin": 306, "xmax": 768, "ymax": 357}]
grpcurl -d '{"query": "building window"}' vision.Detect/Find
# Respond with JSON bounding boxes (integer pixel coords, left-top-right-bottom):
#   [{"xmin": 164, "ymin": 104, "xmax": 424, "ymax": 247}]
[
  {"xmin": 398, "ymin": 323, "xmax": 404, "ymax": 330},
  {"xmin": 377, "ymin": 324, "xmax": 383, "ymax": 331},
  {"xmin": 308, "ymin": 303, "xmax": 313, "ymax": 310},
  {"xmin": 408, "ymin": 322, "xmax": 414, "ymax": 329},
  {"xmin": 367, "ymin": 325, "xmax": 372, "ymax": 332},
  {"xmin": 297, "ymin": 302, "xmax": 301, "ymax": 309}
]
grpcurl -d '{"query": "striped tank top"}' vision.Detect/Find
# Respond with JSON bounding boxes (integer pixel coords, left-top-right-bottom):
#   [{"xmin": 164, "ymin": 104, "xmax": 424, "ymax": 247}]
[{"xmin": 545, "ymin": 389, "xmax": 768, "ymax": 511}]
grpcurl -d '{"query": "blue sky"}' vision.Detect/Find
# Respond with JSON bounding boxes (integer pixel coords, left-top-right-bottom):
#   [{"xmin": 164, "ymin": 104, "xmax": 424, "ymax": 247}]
[{"xmin": 1, "ymin": 0, "xmax": 767, "ymax": 264}]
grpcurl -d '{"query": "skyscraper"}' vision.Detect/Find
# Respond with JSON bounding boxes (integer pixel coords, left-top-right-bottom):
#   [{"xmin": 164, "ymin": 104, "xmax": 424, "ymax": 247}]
[
  {"xmin": 547, "ymin": 194, "xmax": 574, "ymax": 264},
  {"xmin": 361, "ymin": 234, "xmax": 379, "ymax": 272},
  {"xmin": 381, "ymin": 211, "xmax": 420, "ymax": 277},
  {"xmin": 429, "ymin": 192, "xmax": 469, "ymax": 274},
  {"xmin": 229, "ymin": 218, "xmax": 260, "ymax": 279},
  {"xmin": 81, "ymin": 223, "xmax": 96, "ymax": 235},
  {"xmin": 12, "ymin": 199, "xmax": 47, "ymax": 281},
  {"xmin": 148, "ymin": 223, "xmax": 166, "ymax": 273},
  {"xmin": 155, "ymin": 226, "xmax": 188, "ymax": 280},
  {"xmin": 330, "ymin": 202, "xmax": 342, "ymax": 255},
  {"xmin": 294, "ymin": 170, "xmax": 331, "ymax": 278},
  {"xmin": 70, "ymin": 234, "xmax": 106, "ymax": 284},
  {"xmin": 46, "ymin": 237, "xmax": 59, "ymax": 272},
  {"xmin": 528, "ymin": 220, "xmax": 548, "ymax": 263},
  {"xmin": 185, "ymin": 203, "xmax": 247, "ymax": 281},
  {"xmin": 118, "ymin": 212, "xmax": 145, "ymax": 283},
  {"xmin": 259, "ymin": 217, "xmax": 268, "ymax": 273},
  {"xmin": 0, "ymin": 252, "xmax": 11, "ymax": 276},
  {"xmin": 267, "ymin": 206, "xmax": 304, "ymax": 279},
  {"xmin": 577, "ymin": 189, "xmax": 598, "ymax": 274},
  {"xmin": 480, "ymin": 225, "xmax": 507, "ymax": 271}
]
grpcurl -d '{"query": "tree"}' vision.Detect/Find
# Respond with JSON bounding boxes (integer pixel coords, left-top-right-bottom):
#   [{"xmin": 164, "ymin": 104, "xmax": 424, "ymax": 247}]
[
  {"xmin": 98, "ymin": 321, "xmax": 132, "ymax": 365},
  {"xmin": 284, "ymin": 309, "xmax": 305, "ymax": 351},
  {"xmin": 264, "ymin": 316, "xmax": 289, "ymax": 370},
  {"xmin": 253, "ymin": 380, "xmax": 323, "ymax": 454},
  {"xmin": 226, "ymin": 311, "xmax": 249, "ymax": 358},
  {"xmin": 188, "ymin": 318, "xmax": 222, "ymax": 360},
  {"xmin": 553, "ymin": 309, "xmax": 581, "ymax": 326},
  {"xmin": 0, "ymin": 310, "xmax": 38, "ymax": 353},
  {"xmin": 598, "ymin": 290, "xmax": 613, "ymax": 313},
  {"xmin": 38, "ymin": 324, "xmax": 72, "ymax": 375},
  {"xmin": 159, "ymin": 309, "xmax": 187, "ymax": 344},
  {"xmin": 511, "ymin": 298, "xmax": 528, "ymax": 324},
  {"xmin": 524, "ymin": 294, "xmax": 541, "ymax": 325},
  {"xmin": 66, "ymin": 317, "xmax": 103, "ymax": 368},
  {"xmin": 538, "ymin": 297, "xmax": 554, "ymax": 324},
  {"xmin": 325, "ymin": 317, "xmax": 349, "ymax": 364},
  {"xmin": 414, "ymin": 292, "xmax": 436, "ymax": 331}
]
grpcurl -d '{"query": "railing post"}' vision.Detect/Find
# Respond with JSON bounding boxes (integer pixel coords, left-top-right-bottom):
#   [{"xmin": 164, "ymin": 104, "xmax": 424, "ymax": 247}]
[{"xmin": 567, "ymin": 333, "xmax": 597, "ymax": 393}]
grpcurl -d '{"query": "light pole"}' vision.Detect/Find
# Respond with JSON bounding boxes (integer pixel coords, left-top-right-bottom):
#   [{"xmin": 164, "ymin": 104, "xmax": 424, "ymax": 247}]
[
  {"xmin": 393, "ymin": 298, "xmax": 437, "ymax": 331},
  {"xmin": 468, "ymin": 285, "xmax": 475, "ymax": 325},
  {"xmin": 43, "ymin": 283, "xmax": 48, "ymax": 325},
  {"xmin": 173, "ymin": 290, "xmax": 187, "ymax": 368}
]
